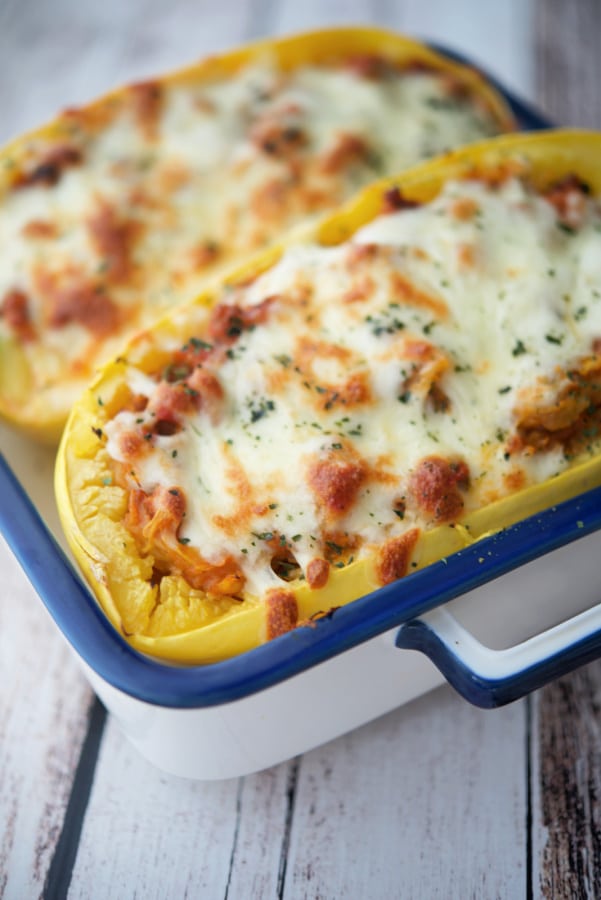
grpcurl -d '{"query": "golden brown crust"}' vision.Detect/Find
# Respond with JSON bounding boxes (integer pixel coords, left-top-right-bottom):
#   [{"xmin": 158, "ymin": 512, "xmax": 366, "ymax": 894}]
[
  {"xmin": 377, "ymin": 528, "xmax": 420, "ymax": 584},
  {"xmin": 306, "ymin": 558, "xmax": 330, "ymax": 590},
  {"xmin": 265, "ymin": 588, "xmax": 299, "ymax": 639}
]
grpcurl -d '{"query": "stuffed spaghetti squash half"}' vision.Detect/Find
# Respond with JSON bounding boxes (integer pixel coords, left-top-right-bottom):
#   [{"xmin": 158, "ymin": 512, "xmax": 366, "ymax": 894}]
[
  {"xmin": 0, "ymin": 27, "xmax": 515, "ymax": 442},
  {"xmin": 56, "ymin": 130, "xmax": 601, "ymax": 663}
]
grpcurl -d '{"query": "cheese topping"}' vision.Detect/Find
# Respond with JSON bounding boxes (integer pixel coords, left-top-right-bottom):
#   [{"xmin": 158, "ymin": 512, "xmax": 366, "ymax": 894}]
[
  {"xmin": 104, "ymin": 174, "xmax": 601, "ymax": 600},
  {"xmin": 0, "ymin": 55, "xmax": 504, "ymax": 419}
]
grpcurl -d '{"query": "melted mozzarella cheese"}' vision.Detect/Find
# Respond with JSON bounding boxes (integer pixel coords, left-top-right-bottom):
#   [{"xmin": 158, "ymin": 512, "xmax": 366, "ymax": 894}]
[
  {"xmin": 0, "ymin": 58, "xmax": 502, "ymax": 422},
  {"xmin": 105, "ymin": 177, "xmax": 601, "ymax": 597}
]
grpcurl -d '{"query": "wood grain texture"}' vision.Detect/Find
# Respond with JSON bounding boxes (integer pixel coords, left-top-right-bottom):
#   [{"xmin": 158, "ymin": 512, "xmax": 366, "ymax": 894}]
[
  {"xmin": 531, "ymin": 3, "xmax": 601, "ymax": 896},
  {"xmin": 68, "ymin": 685, "xmax": 529, "ymax": 898},
  {"xmin": 372, "ymin": 0, "xmax": 535, "ymax": 98},
  {"xmin": 285, "ymin": 686, "xmax": 527, "ymax": 899},
  {"xmin": 270, "ymin": 0, "xmax": 535, "ymax": 98},
  {"xmin": 68, "ymin": 717, "xmax": 297, "ymax": 899},
  {"xmin": 531, "ymin": 664, "xmax": 601, "ymax": 899},
  {"xmin": 4, "ymin": 0, "xmax": 601, "ymax": 898},
  {"xmin": 0, "ymin": 0, "xmax": 263, "ymax": 144},
  {"xmin": 535, "ymin": 0, "xmax": 601, "ymax": 127},
  {"xmin": 0, "ymin": 538, "xmax": 93, "ymax": 899}
]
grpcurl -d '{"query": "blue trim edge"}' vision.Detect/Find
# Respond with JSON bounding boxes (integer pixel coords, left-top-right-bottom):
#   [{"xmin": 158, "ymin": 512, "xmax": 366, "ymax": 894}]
[
  {"xmin": 395, "ymin": 618, "xmax": 601, "ymax": 709},
  {"xmin": 3, "ymin": 451, "xmax": 601, "ymax": 708}
]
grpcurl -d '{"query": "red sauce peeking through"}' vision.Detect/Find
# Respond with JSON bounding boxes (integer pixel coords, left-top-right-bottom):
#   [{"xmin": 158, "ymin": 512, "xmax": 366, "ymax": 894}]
[{"xmin": 409, "ymin": 455, "xmax": 470, "ymax": 523}]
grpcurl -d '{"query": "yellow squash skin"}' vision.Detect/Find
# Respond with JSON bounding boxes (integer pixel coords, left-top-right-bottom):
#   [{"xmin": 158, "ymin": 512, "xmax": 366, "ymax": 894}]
[
  {"xmin": 56, "ymin": 130, "xmax": 601, "ymax": 664},
  {"xmin": 0, "ymin": 27, "xmax": 515, "ymax": 443}
]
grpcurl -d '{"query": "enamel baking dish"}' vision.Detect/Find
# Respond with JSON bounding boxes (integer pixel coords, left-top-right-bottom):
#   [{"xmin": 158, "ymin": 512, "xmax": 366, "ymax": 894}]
[
  {"xmin": 4, "ymin": 448, "xmax": 601, "ymax": 780},
  {"xmin": 4, "ymin": 53, "xmax": 601, "ymax": 781}
]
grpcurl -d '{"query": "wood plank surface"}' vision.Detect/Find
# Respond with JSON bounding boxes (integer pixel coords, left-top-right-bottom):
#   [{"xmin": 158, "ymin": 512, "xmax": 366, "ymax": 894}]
[
  {"xmin": 2, "ymin": 1, "xmax": 601, "ymax": 898},
  {"xmin": 529, "ymin": 5, "xmax": 601, "ymax": 897},
  {"xmin": 69, "ymin": 718, "xmax": 296, "ymax": 898},
  {"xmin": 68, "ymin": 686, "xmax": 528, "ymax": 899},
  {"xmin": 284, "ymin": 687, "xmax": 527, "ymax": 899},
  {"xmin": 0, "ymin": 0, "xmax": 261, "ymax": 144},
  {"xmin": 535, "ymin": 0, "xmax": 601, "ymax": 127},
  {"xmin": 531, "ymin": 664, "xmax": 601, "ymax": 900},
  {"xmin": 0, "ymin": 537, "xmax": 93, "ymax": 899}
]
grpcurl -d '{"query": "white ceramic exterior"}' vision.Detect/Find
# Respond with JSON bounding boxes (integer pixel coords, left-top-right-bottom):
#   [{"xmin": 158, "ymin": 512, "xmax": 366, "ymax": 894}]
[{"xmin": 77, "ymin": 529, "xmax": 600, "ymax": 780}]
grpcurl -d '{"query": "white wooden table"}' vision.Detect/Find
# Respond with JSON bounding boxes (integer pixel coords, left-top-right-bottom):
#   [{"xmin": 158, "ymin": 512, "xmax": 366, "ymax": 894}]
[{"xmin": 2, "ymin": 1, "xmax": 601, "ymax": 896}]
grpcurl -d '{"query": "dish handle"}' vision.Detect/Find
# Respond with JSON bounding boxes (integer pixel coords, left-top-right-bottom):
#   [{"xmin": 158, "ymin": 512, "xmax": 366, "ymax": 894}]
[{"xmin": 395, "ymin": 602, "xmax": 601, "ymax": 708}]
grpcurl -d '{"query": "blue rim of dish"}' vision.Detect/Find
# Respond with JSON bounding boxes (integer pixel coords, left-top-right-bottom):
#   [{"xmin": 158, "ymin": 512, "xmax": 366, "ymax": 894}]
[
  {"xmin": 0, "ymin": 58, "xmax": 565, "ymax": 710},
  {"xmin": 396, "ymin": 609, "xmax": 601, "ymax": 710},
  {"xmin": 4, "ymin": 455, "xmax": 601, "ymax": 708}
]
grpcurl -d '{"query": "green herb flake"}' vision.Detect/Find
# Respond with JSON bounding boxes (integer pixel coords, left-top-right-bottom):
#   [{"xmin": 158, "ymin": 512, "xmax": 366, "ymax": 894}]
[
  {"xmin": 557, "ymin": 222, "xmax": 577, "ymax": 235},
  {"xmin": 188, "ymin": 337, "xmax": 213, "ymax": 351},
  {"xmin": 248, "ymin": 397, "xmax": 276, "ymax": 424}
]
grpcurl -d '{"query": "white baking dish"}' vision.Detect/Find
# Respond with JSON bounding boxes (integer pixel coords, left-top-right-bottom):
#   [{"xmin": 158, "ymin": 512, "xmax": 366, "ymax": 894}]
[
  {"xmin": 3, "ymin": 437, "xmax": 601, "ymax": 780},
  {"xmin": 4, "ymin": 60, "xmax": 601, "ymax": 781}
]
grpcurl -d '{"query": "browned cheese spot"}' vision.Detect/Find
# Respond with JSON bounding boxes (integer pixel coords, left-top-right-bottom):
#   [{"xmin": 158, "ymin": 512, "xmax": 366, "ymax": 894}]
[
  {"xmin": 13, "ymin": 144, "xmax": 82, "ymax": 190},
  {"xmin": 308, "ymin": 452, "xmax": 367, "ymax": 518},
  {"xmin": 21, "ymin": 219, "xmax": 58, "ymax": 240},
  {"xmin": 377, "ymin": 528, "xmax": 420, "ymax": 585},
  {"xmin": 35, "ymin": 267, "xmax": 122, "ymax": 337},
  {"xmin": 129, "ymin": 81, "xmax": 163, "ymax": 140},
  {"xmin": 87, "ymin": 200, "xmax": 142, "ymax": 286},
  {"xmin": 1, "ymin": 289, "xmax": 36, "ymax": 341},
  {"xmin": 544, "ymin": 174, "xmax": 590, "ymax": 230},
  {"xmin": 265, "ymin": 588, "xmax": 299, "ymax": 640},
  {"xmin": 318, "ymin": 132, "xmax": 369, "ymax": 175},
  {"xmin": 390, "ymin": 272, "xmax": 449, "ymax": 320},
  {"xmin": 409, "ymin": 455, "xmax": 470, "ymax": 523},
  {"xmin": 306, "ymin": 557, "xmax": 330, "ymax": 590}
]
